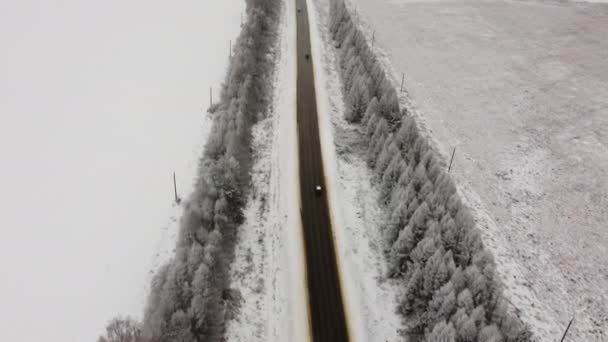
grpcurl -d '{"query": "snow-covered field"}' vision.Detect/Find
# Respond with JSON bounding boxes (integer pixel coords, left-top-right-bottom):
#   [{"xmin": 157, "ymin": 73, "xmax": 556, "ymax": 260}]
[
  {"xmin": 349, "ymin": 0, "xmax": 608, "ymax": 340},
  {"xmin": 0, "ymin": 1, "xmax": 243, "ymax": 341}
]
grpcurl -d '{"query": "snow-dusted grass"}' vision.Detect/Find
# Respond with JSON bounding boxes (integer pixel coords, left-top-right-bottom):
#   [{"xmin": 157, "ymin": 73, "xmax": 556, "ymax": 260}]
[
  {"xmin": 308, "ymin": 0, "xmax": 403, "ymax": 341},
  {"xmin": 225, "ymin": 0, "xmax": 310, "ymax": 340},
  {"xmin": 224, "ymin": 110, "xmax": 284, "ymax": 342},
  {"xmin": 349, "ymin": 0, "xmax": 608, "ymax": 340},
  {"xmin": 0, "ymin": 1, "xmax": 242, "ymax": 341}
]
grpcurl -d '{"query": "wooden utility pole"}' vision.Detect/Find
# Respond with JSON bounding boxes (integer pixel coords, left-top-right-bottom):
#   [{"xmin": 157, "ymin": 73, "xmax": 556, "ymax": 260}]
[
  {"xmin": 230, "ymin": 40, "xmax": 232, "ymax": 58},
  {"xmin": 371, "ymin": 31, "xmax": 375, "ymax": 46},
  {"xmin": 210, "ymin": 86, "xmax": 213, "ymax": 107},
  {"xmin": 173, "ymin": 172, "xmax": 180, "ymax": 204},
  {"xmin": 560, "ymin": 318, "xmax": 574, "ymax": 342},
  {"xmin": 400, "ymin": 73, "xmax": 405, "ymax": 92},
  {"xmin": 448, "ymin": 147, "xmax": 456, "ymax": 173}
]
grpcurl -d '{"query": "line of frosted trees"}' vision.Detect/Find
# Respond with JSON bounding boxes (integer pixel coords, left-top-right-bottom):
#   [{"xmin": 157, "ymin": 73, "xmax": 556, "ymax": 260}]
[
  {"xmin": 98, "ymin": 1, "xmax": 281, "ymax": 341},
  {"xmin": 330, "ymin": 1, "xmax": 532, "ymax": 341}
]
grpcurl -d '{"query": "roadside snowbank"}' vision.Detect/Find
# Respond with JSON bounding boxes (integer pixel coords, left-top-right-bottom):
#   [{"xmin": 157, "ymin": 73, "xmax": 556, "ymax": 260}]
[
  {"xmin": 225, "ymin": 0, "xmax": 310, "ymax": 340},
  {"xmin": 308, "ymin": 0, "xmax": 403, "ymax": 341}
]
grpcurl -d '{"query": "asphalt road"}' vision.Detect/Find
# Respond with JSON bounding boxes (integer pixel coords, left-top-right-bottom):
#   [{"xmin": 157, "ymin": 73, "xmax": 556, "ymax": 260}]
[{"xmin": 295, "ymin": 1, "xmax": 350, "ymax": 341}]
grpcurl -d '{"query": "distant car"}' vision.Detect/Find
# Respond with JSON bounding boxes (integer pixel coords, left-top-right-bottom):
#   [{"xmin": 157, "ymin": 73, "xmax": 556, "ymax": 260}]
[{"xmin": 315, "ymin": 185, "xmax": 323, "ymax": 197}]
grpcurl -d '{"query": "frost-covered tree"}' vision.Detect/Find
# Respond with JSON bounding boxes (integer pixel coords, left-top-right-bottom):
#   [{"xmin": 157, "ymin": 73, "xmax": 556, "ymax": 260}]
[
  {"xmin": 345, "ymin": 74, "xmax": 371, "ymax": 123},
  {"xmin": 98, "ymin": 317, "xmax": 142, "ymax": 342},
  {"xmin": 427, "ymin": 320, "xmax": 456, "ymax": 342},
  {"xmin": 380, "ymin": 154, "xmax": 405, "ymax": 205},
  {"xmin": 131, "ymin": 0, "xmax": 283, "ymax": 341},
  {"xmin": 428, "ymin": 281, "xmax": 456, "ymax": 328},
  {"xmin": 411, "ymin": 201, "xmax": 431, "ymax": 240},
  {"xmin": 367, "ymin": 118, "xmax": 389, "ymax": 167},
  {"xmin": 375, "ymin": 140, "xmax": 399, "ymax": 181},
  {"xmin": 423, "ymin": 248, "xmax": 447, "ymax": 297},
  {"xmin": 410, "ymin": 235, "xmax": 439, "ymax": 266},
  {"xmin": 344, "ymin": 56, "xmax": 362, "ymax": 92},
  {"xmin": 457, "ymin": 289, "xmax": 474, "ymax": 313},
  {"xmin": 379, "ymin": 88, "xmax": 400, "ymax": 124},
  {"xmin": 465, "ymin": 265, "xmax": 490, "ymax": 306},
  {"xmin": 401, "ymin": 264, "xmax": 424, "ymax": 315},
  {"xmin": 392, "ymin": 174, "xmax": 413, "ymax": 207},
  {"xmin": 362, "ymin": 96, "xmax": 379, "ymax": 127},
  {"xmin": 478, "ymin": 324, "xmax": 504, "ymax": 342},
  {"xmin": 329, "ymin": 1, "xmax": 530, "ymax": 340},
  {"xmin": 388, "ymin": 224, "xmax": 415, "ymax": 276}
]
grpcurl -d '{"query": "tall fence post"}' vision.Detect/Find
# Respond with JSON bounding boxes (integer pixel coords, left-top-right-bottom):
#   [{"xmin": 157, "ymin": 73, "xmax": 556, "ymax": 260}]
[
  {"xmin": 560, "ymin": 318, "xmax": 574, "ymax": 342},
  {"xmin": 173, "ymin": 172, "xmax": 180, "ymax": 204},
  {"xmin": 448, "ymin": 147, "xmax": 456, "ymax": 173}
]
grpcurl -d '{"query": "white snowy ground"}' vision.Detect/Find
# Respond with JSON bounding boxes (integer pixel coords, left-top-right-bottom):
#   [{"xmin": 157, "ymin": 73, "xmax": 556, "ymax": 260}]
[
  {"xmin": 348, "ymin": 0, "xmax": 608, "ymax": 340},
  {"xmin": 0, "ymin": 1, "xmax": 243, "ymax": 341},
  {"xmin": 309, "ymin": 0, "xmax": 403, "ymax": 341},
  {"xmin": 225, "ymin": 1, "xmax": 310, "ymax": 341}
]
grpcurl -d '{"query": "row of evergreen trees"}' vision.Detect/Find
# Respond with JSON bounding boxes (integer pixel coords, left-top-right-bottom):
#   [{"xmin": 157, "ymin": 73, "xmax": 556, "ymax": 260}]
[
  {"xmin": 329, "ymin": 1, "xmax": 531, "ymax": 341},
  {"xmin": 98, "ymin": 1, "xmax": 282, "ymax": 341},
  {"xmin": 142, "ymin": 1, "xmax": 281, "ymax": 341}
]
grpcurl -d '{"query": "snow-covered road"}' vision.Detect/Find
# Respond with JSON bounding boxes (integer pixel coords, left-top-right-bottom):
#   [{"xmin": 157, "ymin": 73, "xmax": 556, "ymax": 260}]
[{"xmin": 0, "ymin": 1, "xmax": 243, "ymax": 341}]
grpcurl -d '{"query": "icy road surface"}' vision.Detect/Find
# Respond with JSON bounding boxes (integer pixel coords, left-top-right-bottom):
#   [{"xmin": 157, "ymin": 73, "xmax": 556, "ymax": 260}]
[{"xmin": 349, "ymin": 0, "xmax": 608, "ymax": 340}]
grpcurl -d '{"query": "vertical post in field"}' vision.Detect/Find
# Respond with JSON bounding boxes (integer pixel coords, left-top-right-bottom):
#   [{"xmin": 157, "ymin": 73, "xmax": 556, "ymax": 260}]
[
  {"xmin": 173, "ymin": 172, "xmax": 180, "ymax": 204},
  {"xmin": 560, "ymin": 318, "xmax": 574, "ymax": 342},
  {"xmin": 448, "ymin": 147, "xmax": 456, "ymax": 173}
]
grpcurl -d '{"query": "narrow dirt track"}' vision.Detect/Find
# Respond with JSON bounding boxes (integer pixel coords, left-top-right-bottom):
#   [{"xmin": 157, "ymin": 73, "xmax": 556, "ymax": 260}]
[{"xmin": 295, "ymin": 0, "xmax": 349, "ymax": 341}]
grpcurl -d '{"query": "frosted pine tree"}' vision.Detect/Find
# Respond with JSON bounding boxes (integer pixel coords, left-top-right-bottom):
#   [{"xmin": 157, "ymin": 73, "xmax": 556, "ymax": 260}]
[
  {"xmin": 427, "ymin": 320, "xmax": 456, "ymax": 342},
  {"xmin": 478, "ymin": 324, "xmax": 504, "ymax": 342},
  {"xmin": 345, "ymin": 74, "xmax": 370, "ymax": 123}
]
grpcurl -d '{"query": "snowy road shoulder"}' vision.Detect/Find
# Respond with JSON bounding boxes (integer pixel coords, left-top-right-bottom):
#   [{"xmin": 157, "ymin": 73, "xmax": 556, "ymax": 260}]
[
  {"xmin": 224, "ymin": 0, "xmax": 310, "ymax": 340},
  {"xmin": 307, "ymin": 0, "xmax": 402, "ymax": 341}
]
